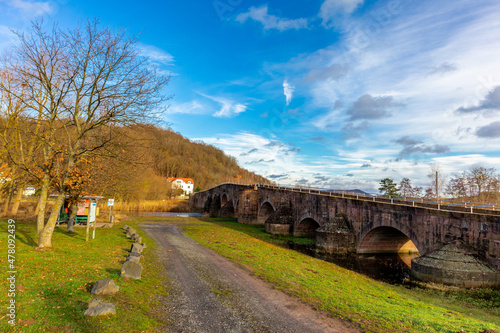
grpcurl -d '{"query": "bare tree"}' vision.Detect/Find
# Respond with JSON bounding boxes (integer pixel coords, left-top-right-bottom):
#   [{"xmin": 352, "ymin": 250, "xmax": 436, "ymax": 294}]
[
  {"xmin": 0, "ymin": 19, "xmax": 170, "ymax": 247},
  {"xmin": 398, "ymin": 177, "xmax": 423, "ymax": 198},
  {"xmin": 465, "ymin": 165, "xmax": 497, "ymax": 202},
  {"xmin": 424, "ymin": 187, "xmax": 434, "ymax": 199},
  {"xmin": 399, "ymin": 177, "xmax": 412, "ymax": 197},
  {"xmin": 446, "ymin": 173, "xmax": 468, "ymax": 199},
  {"xmin": 445, "ymin": 166, "xmax": 499, "ymax": 203}
]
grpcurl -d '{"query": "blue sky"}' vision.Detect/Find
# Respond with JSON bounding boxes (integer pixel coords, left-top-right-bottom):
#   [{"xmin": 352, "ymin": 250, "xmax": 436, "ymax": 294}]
[{"xmin": 1, "ymin": 0, "xmax": 500, "ymax": 193}]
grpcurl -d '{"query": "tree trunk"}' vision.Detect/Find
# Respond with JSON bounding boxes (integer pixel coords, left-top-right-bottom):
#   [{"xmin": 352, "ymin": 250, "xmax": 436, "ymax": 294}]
[
  {"xmin": 34, "ymin": 197, "xmax": 40, "ymax": 216},
  {"xmin": 36, "ymin": 173, "xmax": 50, "ymax": 237},
  {"xmin": 38, "ymin": 192, "xmax": 65, "ymax": 248},
  {"xmin": 10, "ymin": 186, "xmax": 23, "ymax": 216},
  {"xmin": 2, "ymin": 184, "xmax": 12, "ymax": 216},
  {"xmin": 67, "ymin": 201, "xmax": 77, "ymax": 233}
]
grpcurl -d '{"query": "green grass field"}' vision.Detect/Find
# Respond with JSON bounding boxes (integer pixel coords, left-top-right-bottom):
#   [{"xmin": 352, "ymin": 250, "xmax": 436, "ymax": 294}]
[
  {"xmin": 1, "ymin": 215, "xmax": 499, "ymax": 332},
  {"xmin": 0, "ymin": 217, "xmax": 167, "ymax": 332}
]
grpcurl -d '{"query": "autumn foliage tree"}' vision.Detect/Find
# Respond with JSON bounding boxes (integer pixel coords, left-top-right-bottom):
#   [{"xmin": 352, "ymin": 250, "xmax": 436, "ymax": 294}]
[{"xmin": 0, "ymin": 19, "xmax": 170, "ymax": 247}]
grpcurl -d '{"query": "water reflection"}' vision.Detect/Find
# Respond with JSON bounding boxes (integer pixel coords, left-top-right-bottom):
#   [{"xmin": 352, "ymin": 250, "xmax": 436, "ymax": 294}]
[
  {"xmin": 286, "ymin": 243, "xmax": 420, "ymax": 284},
  {"xmin": 121, "ymin": 212, "xmax": 204, "ymax": 217}
]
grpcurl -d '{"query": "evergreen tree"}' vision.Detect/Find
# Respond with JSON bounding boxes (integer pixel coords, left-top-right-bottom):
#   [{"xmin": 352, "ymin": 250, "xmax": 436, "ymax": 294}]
[{"xmin": 379, "ymin": 178, "xmax": 399, "ymax": 197}]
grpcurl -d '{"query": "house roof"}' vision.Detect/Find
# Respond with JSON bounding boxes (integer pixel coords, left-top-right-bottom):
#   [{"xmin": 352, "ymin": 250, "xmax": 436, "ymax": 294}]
[{"xmin": 168, "ymin": 177, "xmax": 194, "ymax": 184}]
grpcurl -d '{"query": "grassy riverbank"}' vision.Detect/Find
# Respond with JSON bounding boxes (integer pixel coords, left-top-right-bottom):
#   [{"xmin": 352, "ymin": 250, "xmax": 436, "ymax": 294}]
[
  {"xmin": 179, "ymin": 217, "xmax": 499, "ymax": 333},
  {"xmin": 0, "ymin": 217, "xmax": 167, "ymax": 332}
]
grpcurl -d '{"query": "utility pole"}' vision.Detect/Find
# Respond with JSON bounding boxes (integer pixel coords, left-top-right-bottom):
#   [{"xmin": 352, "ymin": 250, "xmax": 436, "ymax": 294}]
[{"xmin": 435, "ymin": 171, "xmax": 439, "ymax": 200}]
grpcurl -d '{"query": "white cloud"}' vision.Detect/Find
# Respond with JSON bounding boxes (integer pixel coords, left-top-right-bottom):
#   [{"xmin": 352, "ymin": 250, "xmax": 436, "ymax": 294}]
[
  {"xmin": 236, "ymin": 5, "xmax": 308, "ymax": 31},
  {"xmin": 283, "ymin": 79, "xmax": 294, "ymax": 106},
  {"xmin": 194, "ymin": 132, "xmax": 311, "ymax": 185},
  {"xmin": 0, "ymin": 25, "xmax": 18, "ymax": 51},
  {"xmin": 5, "ymin": 0, "xmax": 54, "ymax": 17},
  {"xmin": 167, "ymin": 101, "xmax": 206, "ymax": 115},
  {"xmin": 319, "ymin": 0, "xmax": 364, "ymax": 27},
  {"xmin": 136, "ymin": 43, "xmax": 174, "ymax": 66},
  {"xmin": 306, "ymin": 2, "xmax": 500, "ymax": 147},
  {"xmin": 197, "ymin": 92, "xmax": 248, "ymax": 118}
]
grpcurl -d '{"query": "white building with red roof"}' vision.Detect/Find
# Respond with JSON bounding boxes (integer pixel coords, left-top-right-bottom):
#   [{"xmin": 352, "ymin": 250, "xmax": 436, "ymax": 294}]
[{"xmin": 167, "ymin": 177, "xmax": 194, "ymax": 195}]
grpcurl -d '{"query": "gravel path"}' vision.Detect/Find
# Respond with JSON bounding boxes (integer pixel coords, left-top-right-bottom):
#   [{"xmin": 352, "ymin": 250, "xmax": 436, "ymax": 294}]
[{"xmin": 141, "ymin": 223, "xmax": 359, "ymax": 333}]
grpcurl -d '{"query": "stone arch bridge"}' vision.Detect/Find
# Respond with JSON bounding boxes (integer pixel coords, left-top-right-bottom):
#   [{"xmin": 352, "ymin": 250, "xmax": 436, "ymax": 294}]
[{"xmin": 190, "ymin": 183, "xmax": 500, "ymax": 286}]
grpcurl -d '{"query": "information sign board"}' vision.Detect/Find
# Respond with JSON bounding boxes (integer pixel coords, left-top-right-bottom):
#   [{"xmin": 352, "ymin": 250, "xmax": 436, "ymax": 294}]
[{"xmin": 89, "ymin": 202, "xmax": 97, "ymax": 223}]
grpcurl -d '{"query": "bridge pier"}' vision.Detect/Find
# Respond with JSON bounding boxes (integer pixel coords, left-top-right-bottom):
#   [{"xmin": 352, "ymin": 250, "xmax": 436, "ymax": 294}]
[
  {"xmin": 316, "ymin": 214, "xmax": 356, "ymax": 253},
  {"xmin": 219, "ymin": 200, "xmax": 235, "ymax": 218},
  {"xmin": 237, "ymin": 189, "xmax": 260, "ymax": 224},
  {"xmin": 264, "ymin": 205, "xmax": 294, "ymax": 236},
  {"xmin": 265, "ymin": 223, "xmax": 291, "ymax": 236},
  {"xmin": 411, "ymin": 241, "xmax": 500, "ymax": 287}
]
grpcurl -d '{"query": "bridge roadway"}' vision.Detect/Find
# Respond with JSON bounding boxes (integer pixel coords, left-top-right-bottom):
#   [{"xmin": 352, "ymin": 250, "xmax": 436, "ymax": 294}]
[{"xmin": 190, "ymin": 182, "xmax": 500, "ymax": 287}]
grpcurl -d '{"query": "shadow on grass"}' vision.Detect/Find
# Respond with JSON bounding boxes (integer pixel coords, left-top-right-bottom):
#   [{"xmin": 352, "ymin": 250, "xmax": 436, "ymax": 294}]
[
  {"xmin": 0, "ymin": 218, "xmax": 38, "ymax": 247},
  {"xmin": 53, "ymin": 227, "xmax": 87, "ymax": 241},
  {"xmin": 17, "ymin": 228, "xmax": 38, "ymax": 247},
  {"xmin": 105, "ymin": 268, "xmax": 122, "ymax": 279}
]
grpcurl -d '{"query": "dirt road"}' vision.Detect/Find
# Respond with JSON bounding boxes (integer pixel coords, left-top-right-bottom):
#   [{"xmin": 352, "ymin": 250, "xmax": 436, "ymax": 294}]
[{"xmin": 141, "ymin": 223, "xmax": 359, "ymax": 333}]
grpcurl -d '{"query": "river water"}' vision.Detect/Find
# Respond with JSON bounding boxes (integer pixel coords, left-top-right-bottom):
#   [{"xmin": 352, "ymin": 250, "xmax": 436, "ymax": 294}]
[
  {"xmin": 285, "ymin": 243, "xmax": 420, "ymax": 285},
  {"xmin": 122, "ymin": 212, "xmax": 204, "ymax": 217}
]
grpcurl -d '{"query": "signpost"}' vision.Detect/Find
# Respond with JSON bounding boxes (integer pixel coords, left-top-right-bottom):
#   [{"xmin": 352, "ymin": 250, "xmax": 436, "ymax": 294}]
[
  {"xmin": 108, "ymin": 198, "xmax": 114, "ymax": 223},
  {"xmin": 86, "ymin": 200, "xmax": 98, "ymax": 241}
]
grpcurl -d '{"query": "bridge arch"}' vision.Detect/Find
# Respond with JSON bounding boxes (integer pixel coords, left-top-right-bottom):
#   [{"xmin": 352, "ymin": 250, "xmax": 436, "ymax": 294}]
[
  {"xmin": 294, "ymin": 217, "xmax": 320, "ymax": 238},
  {"xmin": 358, "ymin": 226, "xmax": 420, "ymax": 254},
  {"xmin": 258, "ymin": 201, "xmax": 275, "ymax": 224},
  {"xmin": 221, "ymin": 193, "xmax": 229, "ymax": 208}
]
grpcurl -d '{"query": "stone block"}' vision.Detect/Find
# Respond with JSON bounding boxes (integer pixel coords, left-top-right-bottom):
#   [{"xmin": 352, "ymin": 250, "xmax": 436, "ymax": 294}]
[
  {"xmin": 84, "ymin": 298, "xmax": 116, "ymax": 316},
  {"xmin": 120, "ymin": 260, "xmax": 143, "ymax": 280},
  {"xmin": 265, "ymin": 223, "xmax": 291, "ymax": 236},
  {"xmin": 130, "ymin": 243, "xmax": 143, "ymax": 254},
  {"xmin": 91, "ymin": 278, "xmax": 120, "ymax": 295},
  {"xmin": 126, "ymin": 228, "xmax": 136, "ymax": 238},
  {"xmin": 126, "ymin": 255, "xmax": 140, "ymax": 264}
]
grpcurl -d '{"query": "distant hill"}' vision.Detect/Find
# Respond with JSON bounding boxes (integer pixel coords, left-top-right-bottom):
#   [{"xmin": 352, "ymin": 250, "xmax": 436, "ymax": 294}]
[
  {"xmin": 87, "ymin": 124, "xmax": 269, "ymax": 200},
  {"xmin": 327, "ymin": 189, "xmax": 373, "ymax": 197}
]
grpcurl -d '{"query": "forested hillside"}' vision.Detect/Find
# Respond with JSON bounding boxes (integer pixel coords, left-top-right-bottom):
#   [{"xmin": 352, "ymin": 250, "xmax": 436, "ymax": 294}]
[{"xmin": 84, "ymin": 124, "xmax": 269, "ymax": 200}]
